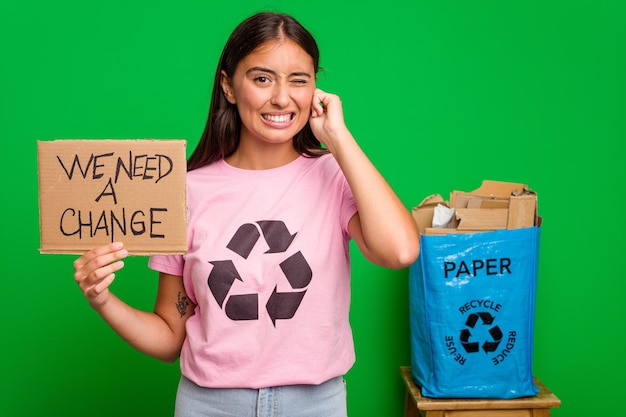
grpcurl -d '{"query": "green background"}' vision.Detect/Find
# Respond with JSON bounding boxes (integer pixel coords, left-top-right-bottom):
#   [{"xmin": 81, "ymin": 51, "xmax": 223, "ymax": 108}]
[{"xmin": 1, "ymin": 1, "xmax": 624, "ymax": 416}]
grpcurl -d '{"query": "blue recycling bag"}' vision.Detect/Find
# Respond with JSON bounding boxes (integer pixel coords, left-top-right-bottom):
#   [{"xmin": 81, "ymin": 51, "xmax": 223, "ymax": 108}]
[{"xmin": 409, "ymin": 227, "xmax": 541, "ymax": 398}]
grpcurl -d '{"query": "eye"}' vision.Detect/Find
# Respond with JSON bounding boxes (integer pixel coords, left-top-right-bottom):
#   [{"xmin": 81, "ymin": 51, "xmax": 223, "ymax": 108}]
[{"xmin": 254, "ymin": 75, "xmax": 271, "ymax": 85}]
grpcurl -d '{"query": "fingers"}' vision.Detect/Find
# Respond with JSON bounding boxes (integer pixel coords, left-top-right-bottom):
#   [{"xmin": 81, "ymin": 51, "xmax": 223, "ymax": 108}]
[
  {"xmin": 311, "ymin": 89, "xmax": 325, "ymax": 118},
  {"xmin": 73, "ymin": 242, "xmax": 128, "ymax": 302},
  {"xmin": 84, "ymin": 270, "xmax": 118, "ymax": 300},
  {"xmin": 311, "ymin": 88, "xmax": 346, "ymax": 121},
  {"xmin": 73, "ymin": 242, "xmax": 125, "ymax": 270}
]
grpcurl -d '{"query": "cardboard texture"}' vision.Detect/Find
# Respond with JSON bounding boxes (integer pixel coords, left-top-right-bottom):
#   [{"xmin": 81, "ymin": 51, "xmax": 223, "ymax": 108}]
[
  {"xmin": 456, "ymin": 208, "xmax": 509, "ymax": 230},
  {"xmin": 411, "ymin": 194, "xmax": 446, "ymax": 235},
  {"xmin": 38, "ymin": 139, "xmax": 188, "ymax": 255},
  {"xmin": 450, "ymin": 179, "xmax": 528, "ymax": 208},
  {"xmin": 413, "ymin": 180, "xmax": 538, "ymax": 235},
  {"xmin": 507, "ymin": 195, "xmax": 538, "ymax": 230}
]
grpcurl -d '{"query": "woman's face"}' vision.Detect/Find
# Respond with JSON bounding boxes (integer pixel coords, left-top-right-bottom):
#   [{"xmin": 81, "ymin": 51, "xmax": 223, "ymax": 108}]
[{"xmin": 222, "ymin": 39, "xmax": 316, "ymax": 149}]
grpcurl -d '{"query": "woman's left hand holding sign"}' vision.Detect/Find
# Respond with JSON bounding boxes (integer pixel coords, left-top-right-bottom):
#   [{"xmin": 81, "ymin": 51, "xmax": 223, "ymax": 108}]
[{"xmin": 73, "ymin": 242, "xmax": 128, "ymax": 310}]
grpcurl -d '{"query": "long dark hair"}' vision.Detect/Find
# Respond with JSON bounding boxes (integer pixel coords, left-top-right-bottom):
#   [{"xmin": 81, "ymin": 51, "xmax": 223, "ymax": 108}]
[{"xmin": 187, "ymin": 12, "xmax": 327, "ymax": 171}]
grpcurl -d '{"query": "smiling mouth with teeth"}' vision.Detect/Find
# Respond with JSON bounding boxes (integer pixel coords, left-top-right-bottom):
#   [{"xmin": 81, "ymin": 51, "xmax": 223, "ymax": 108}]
[{"xmin": 263, "ymin": 114, "xmax": 294, "ymax": 123}]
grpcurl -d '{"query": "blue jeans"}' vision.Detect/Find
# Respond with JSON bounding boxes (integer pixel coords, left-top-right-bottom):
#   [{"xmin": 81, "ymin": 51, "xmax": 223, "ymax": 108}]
[{"xmin": 175, "ymin": 375, "xmax": 348, "ymax": 417}]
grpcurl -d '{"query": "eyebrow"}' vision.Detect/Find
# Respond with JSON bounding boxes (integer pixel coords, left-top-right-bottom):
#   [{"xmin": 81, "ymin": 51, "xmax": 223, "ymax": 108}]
[{"xmin": 246, "ymin": 66, "xmax": 312, "ymax": 78}]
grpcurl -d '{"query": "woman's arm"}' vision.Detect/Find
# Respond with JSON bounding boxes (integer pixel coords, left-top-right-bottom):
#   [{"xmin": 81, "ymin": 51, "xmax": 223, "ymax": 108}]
[
  {"xmin": 73, "ymin": 242, "xmax": 194, "ymax": 362},
  {"xmin": 309, "ymin": 89, "xmax": 420, "ymax": 269}
]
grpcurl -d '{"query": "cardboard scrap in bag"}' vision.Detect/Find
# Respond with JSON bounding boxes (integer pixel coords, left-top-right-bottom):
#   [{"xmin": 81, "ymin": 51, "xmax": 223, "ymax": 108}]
[{"xmin": 412, "ymin": 180, "xmax": 539, "ymax": 235}]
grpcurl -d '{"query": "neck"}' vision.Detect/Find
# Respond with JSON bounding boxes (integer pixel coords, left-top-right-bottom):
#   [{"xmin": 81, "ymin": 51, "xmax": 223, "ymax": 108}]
[{"xmin": 225, "ymin": 140, "xmax": 300, "ymax": 170}]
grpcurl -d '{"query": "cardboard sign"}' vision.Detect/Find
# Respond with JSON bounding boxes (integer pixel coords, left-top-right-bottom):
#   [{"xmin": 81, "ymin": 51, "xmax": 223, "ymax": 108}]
[{"xmin": 38, "ymin": 139, "xmax": 187, "ymax": 255}]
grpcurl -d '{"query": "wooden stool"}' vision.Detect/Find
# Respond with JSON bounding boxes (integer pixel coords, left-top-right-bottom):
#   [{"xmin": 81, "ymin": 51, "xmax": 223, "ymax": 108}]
[{"xmin": 400, "ymin": 366, "xmax": 561, "ymax": 417}]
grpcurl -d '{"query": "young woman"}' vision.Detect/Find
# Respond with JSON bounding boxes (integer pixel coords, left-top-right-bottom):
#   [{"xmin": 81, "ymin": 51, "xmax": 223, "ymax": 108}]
[{"xmin": 73, "ymin": 11, "xmax": 419, "ymax": 417}]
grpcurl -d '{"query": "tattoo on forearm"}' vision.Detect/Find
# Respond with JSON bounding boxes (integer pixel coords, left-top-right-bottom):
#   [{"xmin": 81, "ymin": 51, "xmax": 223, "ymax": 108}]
[{"xmin": 176, "ymin": 292, "xmax": 190, "ymax": 317}]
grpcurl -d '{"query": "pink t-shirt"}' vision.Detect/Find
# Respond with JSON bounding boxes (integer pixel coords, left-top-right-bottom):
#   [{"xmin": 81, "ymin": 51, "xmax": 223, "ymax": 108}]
[{"xmin": 149, "ymin": 154, "xmax": 358, "ymax": 388}]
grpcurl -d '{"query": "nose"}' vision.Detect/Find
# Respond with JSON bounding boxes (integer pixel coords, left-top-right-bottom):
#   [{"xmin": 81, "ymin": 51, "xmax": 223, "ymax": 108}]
[{"xmin": 270, "ymin": 82, "xmax": 290, "ymax": 107}]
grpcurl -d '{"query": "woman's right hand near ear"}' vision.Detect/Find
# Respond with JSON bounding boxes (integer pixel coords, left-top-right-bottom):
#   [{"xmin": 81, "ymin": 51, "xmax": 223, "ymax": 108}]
[{"xmin": 73, "ymin": 242, "xmax": 128, "ymax": 310}]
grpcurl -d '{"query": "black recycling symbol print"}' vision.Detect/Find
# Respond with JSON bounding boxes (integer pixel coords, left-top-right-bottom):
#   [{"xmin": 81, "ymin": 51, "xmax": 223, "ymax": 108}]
[
  {"xmin": 460, "ymin": 312, "xmax": 503, "ymax": 354},
  {"xmin": 207, "ymin": 220, "xmax": 312, "ymax": 327}
]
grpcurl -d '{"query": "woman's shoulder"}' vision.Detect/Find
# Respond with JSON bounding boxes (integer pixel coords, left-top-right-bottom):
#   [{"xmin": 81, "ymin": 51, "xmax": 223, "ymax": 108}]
[
  {"xmin": 304, "ymin": 152, "xmax": 338, "ymax": 168},
  {"xmin": 186, "ymin": 160, "xmax": 224, "ymax": 177}
]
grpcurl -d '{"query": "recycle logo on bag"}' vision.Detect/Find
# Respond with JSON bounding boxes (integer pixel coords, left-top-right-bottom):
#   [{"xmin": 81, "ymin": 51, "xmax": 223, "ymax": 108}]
[
  {"xmin": 445, "ymin": 301, "xmax": 519, "ymax": 367},
  {"xmin": 460, "ymin": 312, "xmax": 502, "ymax": 353},
  {"xmin": 207, "ymin": 220, "xmax": 312, "ymax": 327}
]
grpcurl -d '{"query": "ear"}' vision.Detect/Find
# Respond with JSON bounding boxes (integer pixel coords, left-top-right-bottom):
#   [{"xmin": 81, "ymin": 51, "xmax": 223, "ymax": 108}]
[{"xmin": 220, "ymin": 70, "xmax": 236, "ymax": 104}]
